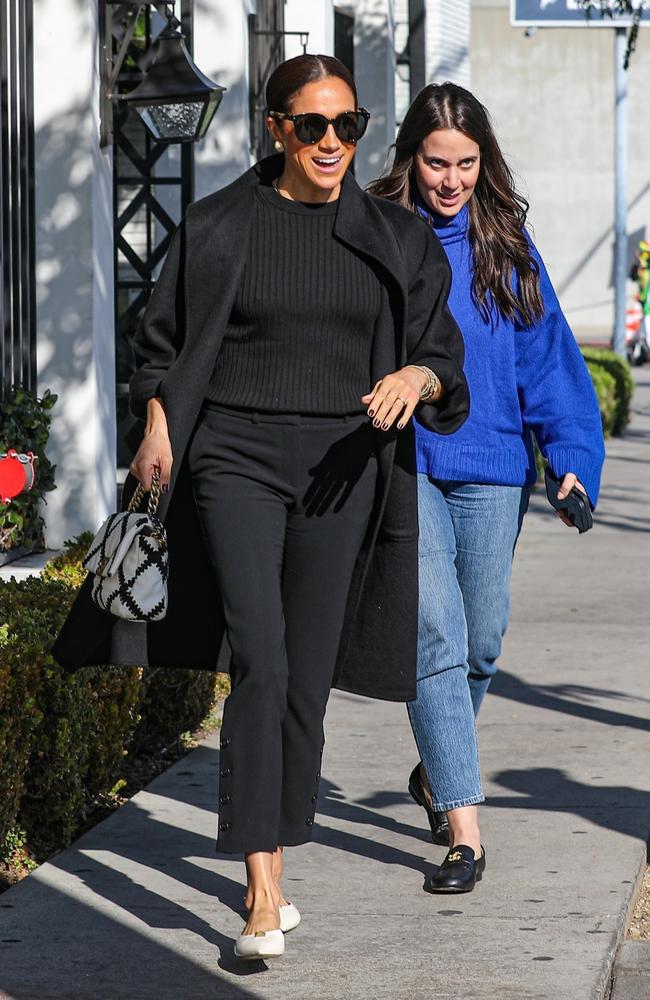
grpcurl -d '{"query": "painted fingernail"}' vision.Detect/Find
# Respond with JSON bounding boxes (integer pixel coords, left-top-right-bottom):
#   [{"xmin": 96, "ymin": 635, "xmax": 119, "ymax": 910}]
[
  {"xmin": 397, "ymin": 422, "xmax": 404, "ymax": 430},
  {"xmin": 373, "ymin": 419, "xmax": 380, "ymax": 428},
  {"xmin": 381, "ymin": 421, "xmax": 389, "ymax": 430},
  {"xmin": 368, "ymin": 409, "xmax": 375, "ymax": 417}
]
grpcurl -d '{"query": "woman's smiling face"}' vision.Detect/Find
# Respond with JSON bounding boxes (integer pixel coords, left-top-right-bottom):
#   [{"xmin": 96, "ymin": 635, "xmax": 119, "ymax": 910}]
[
  {"xmin": 414, "ymin": 128, "xmax": 481, "ymax": 217},
  {"xmin": 267, "ymin": 76, "xmax": 359, "ymax": 202}
]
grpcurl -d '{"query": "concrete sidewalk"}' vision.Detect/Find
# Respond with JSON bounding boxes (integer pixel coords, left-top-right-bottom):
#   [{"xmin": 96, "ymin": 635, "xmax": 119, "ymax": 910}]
[
  {"xmin": 0, "ymin": 550, "xmax": 56, "ymax": 581},
  {"xmin": 0, "ymin": 372, "xmax": 648, "ymax": 1000}
]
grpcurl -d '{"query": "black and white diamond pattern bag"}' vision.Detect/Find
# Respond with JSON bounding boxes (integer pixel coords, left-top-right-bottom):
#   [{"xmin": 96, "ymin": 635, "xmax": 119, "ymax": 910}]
[{"xmin": 83, "ymin": 468, "xmax": 168, "ymax": 621}]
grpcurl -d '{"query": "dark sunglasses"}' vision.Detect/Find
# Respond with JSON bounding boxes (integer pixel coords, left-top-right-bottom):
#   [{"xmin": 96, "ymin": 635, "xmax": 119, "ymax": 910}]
[{"xmin": 268, "ymin": 108, "xmax": 370, "ymax": 145}]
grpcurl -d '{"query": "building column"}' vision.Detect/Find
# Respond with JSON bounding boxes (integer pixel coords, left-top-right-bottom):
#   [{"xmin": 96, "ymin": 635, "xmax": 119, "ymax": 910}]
[
  {"xmin": 425, "ymin": 0, "xmax": 471, "ymax": 88},
  {"xmin": 353, "ymin": 0, "xmax": 396, "ymax": 187},
  {"xmin": 34, "ymin": 0, "xmax": 116, "ymax": 549},
  {"xmin": 192, "ymin": 0, "xmax": 254, "ymax": 198}
]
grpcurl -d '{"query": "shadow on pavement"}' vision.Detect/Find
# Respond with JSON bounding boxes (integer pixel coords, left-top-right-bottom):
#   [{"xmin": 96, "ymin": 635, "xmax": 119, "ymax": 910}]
[
  {"xmin": 0, "ymin": 865, "xmax": 262, "ymax": 999},
  {"xmin": 145, "ymin": 750, "xmax": 433, "ymax": 873},
  {"xmin": 3, "ymin": 741, "xmax": 437, "ymax": 996},
  {"xmin": 312, "ymin": 778, "xmax": 431, "ymax": 876},
  {"xmin": 0, "ymin": 744, "xmax": 287, "ymax": 997},
  {"xmin": 490, "ymin": 670, "xmax": 650, "ymax": 733},
  {"xmin": 320, "ymin": 778, "xmax": 430, "ymax": 846},
  {"xmin": 63, "ymin": 845, "xmax": 270, "ymax": 981},
  {"xmin": 489, "ymin": 767, "xmax": 650, "ymax": 846},
  {"xmin": 588, "ymin": 514, "xmax": 650, "ymax": 533}
]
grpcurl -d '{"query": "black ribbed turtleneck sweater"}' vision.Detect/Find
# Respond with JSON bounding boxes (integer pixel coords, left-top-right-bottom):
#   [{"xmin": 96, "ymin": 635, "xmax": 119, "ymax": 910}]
[{"xmin": 206, "ymin": 184, "xmax": 382, "ymax": 414}]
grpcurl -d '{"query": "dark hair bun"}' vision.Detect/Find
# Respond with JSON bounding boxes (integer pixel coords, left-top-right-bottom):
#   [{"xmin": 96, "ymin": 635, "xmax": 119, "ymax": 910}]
[{"xmin": 266, "ymin": 54, "xmax": 357, "ymax": 113}]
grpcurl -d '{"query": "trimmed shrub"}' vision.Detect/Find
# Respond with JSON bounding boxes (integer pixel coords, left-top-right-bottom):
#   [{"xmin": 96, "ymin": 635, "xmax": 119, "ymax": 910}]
[
  {"xmin": 581, "ymin": 348, "xmax": 635, "ymax": 435},
  {"xmin": 0, "ymin": 569, "xmax": 142, "ymax": 858},
  {"xmin": 29, "ymin": 535, "xmax": 145, "ymax": 838},
  {"xmin": 19, "ymin": 659, "xmax": 142, "ymax": 858},
  {"xmin": 584, "ymin": 361, "xmax": 617, "ymax": 438},
  {"xmin": 130, "ymin": 667, "xmax": 221, "ymax": 754},
  {"xmin": 0, "ymin": 607, "xmax": 41, "ymax": 852}
]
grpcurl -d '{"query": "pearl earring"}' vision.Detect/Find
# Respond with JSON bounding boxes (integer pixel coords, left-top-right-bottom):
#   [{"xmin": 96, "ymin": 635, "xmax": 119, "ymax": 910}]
[{"xmin": 274, "ymin": 140, "xmax": 284, "ymax": 153}]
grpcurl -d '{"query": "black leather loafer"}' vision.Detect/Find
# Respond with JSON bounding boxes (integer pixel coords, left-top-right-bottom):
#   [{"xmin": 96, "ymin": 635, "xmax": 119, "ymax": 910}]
[
  {"xmin": 427, "ymin": 844, "xmax": 486, "ymax": 894},
  {"xmin": 408, "ymin": 763, "xmax": 450, "ymax": 846}
]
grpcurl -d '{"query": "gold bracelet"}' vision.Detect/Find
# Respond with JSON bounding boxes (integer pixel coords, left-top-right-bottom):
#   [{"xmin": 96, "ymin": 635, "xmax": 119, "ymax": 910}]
[{"xmin": 408, "ymin": 365, "xmax": 440, "ymax": 402}]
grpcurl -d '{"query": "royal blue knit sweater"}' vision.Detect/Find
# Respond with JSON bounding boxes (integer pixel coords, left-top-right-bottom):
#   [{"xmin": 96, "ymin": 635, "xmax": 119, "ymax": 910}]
[{"xmin": 415, "ymin": 203, "xmax": 605, "ymax": 506}]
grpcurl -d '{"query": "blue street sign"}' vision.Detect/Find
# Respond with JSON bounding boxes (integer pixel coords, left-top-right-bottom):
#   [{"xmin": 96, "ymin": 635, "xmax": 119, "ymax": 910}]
[{"xmin": 511, "ymin": 1, "xmax": 650, "ymax": 27}]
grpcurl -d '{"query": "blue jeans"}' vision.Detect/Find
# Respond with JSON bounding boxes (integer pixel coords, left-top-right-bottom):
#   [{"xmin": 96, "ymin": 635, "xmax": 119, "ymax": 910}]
[{"xmin": 407, "ymin": 477, "xmax": 530, "ymax": 811}]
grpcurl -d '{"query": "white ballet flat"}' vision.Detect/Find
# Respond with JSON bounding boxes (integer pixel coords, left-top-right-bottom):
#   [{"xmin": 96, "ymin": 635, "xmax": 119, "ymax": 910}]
[
  {"xmin": 279, "ymin": 902, "xmax": 301, "ymax": 933},
  {"xmin": 234, "ymin": 927, "xmax": 285, "ymax": 960}
]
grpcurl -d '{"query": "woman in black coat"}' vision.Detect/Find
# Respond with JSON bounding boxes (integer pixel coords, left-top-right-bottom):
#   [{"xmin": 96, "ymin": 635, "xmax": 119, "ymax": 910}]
[{"xmin": 54, "ymin": 54, "xmax": 468, "ymax": 959}]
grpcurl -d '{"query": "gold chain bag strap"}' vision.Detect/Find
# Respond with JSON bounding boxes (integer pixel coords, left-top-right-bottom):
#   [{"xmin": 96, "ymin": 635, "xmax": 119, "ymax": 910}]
[{"xmin": 83, "ymin": 467, "xmax": 169, "ymax": 621}]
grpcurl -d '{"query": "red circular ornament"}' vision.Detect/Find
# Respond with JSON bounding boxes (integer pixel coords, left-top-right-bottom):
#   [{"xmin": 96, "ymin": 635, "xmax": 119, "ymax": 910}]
[{"xmin": 0, "ymin": 450, "xmax": 36, "ymax": 504}]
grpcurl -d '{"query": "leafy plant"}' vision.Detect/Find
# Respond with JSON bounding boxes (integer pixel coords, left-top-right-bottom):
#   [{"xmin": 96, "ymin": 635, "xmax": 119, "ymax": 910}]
[
  {"xmin": 0, "ymin": 826, "xmax": 37, "ymax": 873},
  {"xmin": 584, "ymin": 361, "xmax": 618, "ymax": 436},
  {"xmin": 0, "ymin": 570, "xmax": 142, "ymax": 857},
  {"xmin": 581, "ymin": 347, "xmax": 635, "ymax": 434},
  {"xmin": 576, "ymin": 1, "xmax": 648, "ymax": 67},
  {"xmin": 131, "ymin": 666, "xmax": 222, "ymax": 754},
  {"xmin": 0, "ymin": 387, "xmax": 57, "ymax": 554},
  {"xmin": 41, "ymin": 533, "xmax": 93, "ymax": 587}
]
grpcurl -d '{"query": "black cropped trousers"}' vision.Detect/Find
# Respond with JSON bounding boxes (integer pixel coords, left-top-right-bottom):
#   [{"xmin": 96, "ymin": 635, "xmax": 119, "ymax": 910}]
[{"xmin": 188, "ymin": 404, "xmax": 377, "ymax": 854}]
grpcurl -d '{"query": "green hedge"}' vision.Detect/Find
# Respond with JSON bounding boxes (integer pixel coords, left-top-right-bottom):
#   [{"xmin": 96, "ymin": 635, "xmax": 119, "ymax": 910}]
[
  {"xmin": 131, "ymin": 667, "xmax": 222, "ymax": 754},
  {"xmin": 584, "ymin": 360, "xmax": 618, "ymax": 438},
  {"xmin": 0, "ymin": 609, "xmax": 40, "ymax": 857},
  {"xmin": 0, "ymin": 573, "xmax": 142, "ymax": 857},
  {"xmin": 581, "ymin": 348, "xmax": 634, "ymax": 436},
  {"xmin": 0, "ymin": 538, "xmax": 222, "ymax": 864}
]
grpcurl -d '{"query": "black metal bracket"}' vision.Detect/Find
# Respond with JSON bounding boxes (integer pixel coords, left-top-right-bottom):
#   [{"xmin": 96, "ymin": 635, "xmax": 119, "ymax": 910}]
[
  {"xmin": 251, "ymin": 30, "xmax": 309, "ymax": 100},
  {"xmin": 248, "ymin": 27, "xmax": 309, "ymax": 158}
]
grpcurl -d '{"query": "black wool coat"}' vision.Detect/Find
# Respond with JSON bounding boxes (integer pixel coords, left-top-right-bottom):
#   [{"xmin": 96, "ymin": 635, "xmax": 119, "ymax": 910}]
[{"xmin": 53, "ymin": 156, "xmax": 469, "ymax": 702}]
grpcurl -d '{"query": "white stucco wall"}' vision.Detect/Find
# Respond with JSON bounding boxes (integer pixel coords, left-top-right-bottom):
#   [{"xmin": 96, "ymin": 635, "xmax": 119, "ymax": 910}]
[
  {"xmin": 425, "ymin": 0, "xmax": 471, "ymax": 87},
  {"xmin": 284, "ymin": 0, "xmax": 334, "ymax": 58},
  {"xmin": 471, "ymin": 0, "xmax": 650, "ymax": 339},
  {"xmin": 192, "ymin": 0, "xmax": 255, "ymax": 199},
  {"xmin": 34, "ymin": 0, "xmax": 116, "ymax": 548},
  {"xmin": 352, "ymin": 0, "xmax": 396, "ymax": 186}
]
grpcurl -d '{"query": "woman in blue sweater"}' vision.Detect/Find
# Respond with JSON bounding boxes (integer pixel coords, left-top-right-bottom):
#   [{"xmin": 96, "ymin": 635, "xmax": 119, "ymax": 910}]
[{"xmin": 369, "ymin": 83, "xmax": 605, "ymax": 892}]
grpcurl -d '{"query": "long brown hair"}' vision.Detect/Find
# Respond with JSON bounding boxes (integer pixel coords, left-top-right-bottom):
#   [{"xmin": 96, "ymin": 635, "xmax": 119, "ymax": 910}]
[
  {"xmin": 368, "ymin": 83, "xmax": 543, "ymax": 326},
  {"xmin": 266, "ymin": 54, "xmax": 358, "ymax": 113}
]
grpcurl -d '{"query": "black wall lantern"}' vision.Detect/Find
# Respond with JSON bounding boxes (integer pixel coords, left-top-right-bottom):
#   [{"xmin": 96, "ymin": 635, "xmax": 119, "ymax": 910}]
[{"xmin": 100, "ymin": 1, "xmax": 226, "ymax": 147}]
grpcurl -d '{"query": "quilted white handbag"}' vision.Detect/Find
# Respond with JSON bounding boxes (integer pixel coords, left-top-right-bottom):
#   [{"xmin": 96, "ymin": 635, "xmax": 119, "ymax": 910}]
[{"xmin": 83, "ymin": 468, "xmax": 168, "ymax": 621}]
